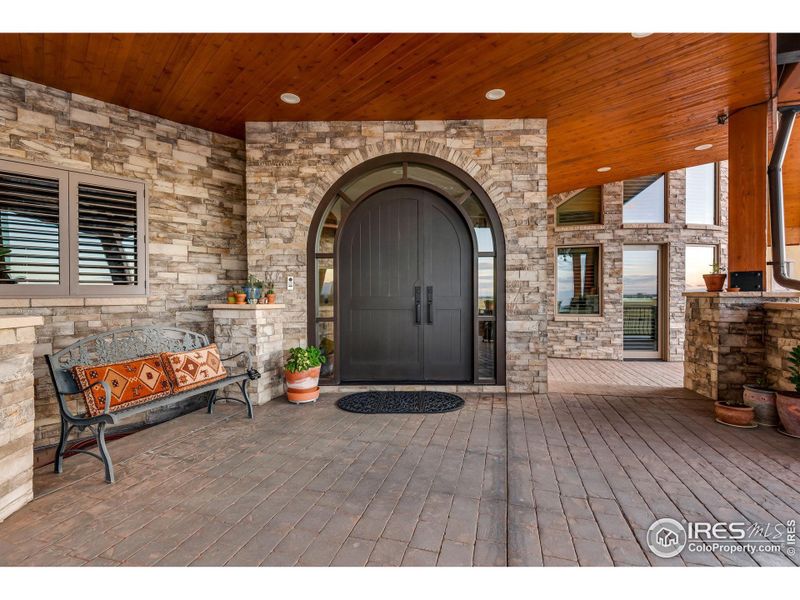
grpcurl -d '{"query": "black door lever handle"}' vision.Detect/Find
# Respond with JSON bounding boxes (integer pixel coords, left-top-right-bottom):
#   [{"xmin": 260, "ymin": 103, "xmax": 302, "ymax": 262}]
[
  {"xmin": 427, "ymin": 286, "xmax": 433, "ymax": 324},
  {"xmin": 414, "ymin": 286, "xmax": 422, "ymax": 325}
]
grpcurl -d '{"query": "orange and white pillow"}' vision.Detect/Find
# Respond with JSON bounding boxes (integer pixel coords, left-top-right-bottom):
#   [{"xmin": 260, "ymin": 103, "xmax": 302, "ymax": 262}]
[{"xmin": 160, "ymin": 343, "xmax": 228, "ymax": 393}]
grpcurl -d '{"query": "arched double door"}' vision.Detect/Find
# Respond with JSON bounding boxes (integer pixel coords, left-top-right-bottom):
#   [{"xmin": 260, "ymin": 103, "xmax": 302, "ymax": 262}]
[{"xmin": 339, "ymin": 186, "xmax": 472, "ymax": 382}]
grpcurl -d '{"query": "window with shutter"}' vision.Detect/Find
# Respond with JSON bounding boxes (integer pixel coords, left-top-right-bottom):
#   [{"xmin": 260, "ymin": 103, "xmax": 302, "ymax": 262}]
[
  {"xmin": 0, "ymin": 159, "xmax": 146, "ymax": 297},
  {"xmin": 623, "ymin": 174, "xmax": 666, "ymax": 223},
  {"xmin": 556, "ymin": 186, "xmax": 602, "ymax": 226}
]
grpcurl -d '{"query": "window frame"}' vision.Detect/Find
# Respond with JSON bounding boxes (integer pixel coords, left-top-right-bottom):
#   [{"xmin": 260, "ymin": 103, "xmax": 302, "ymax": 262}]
[
  {"xmin": 0, "ymin": 157, "xmax": 147, "ymax": 298},
  {"xmin": 554, "ymin": 243, "xmax": 604, "ymax": 321},
  {"xmin": 622, "ymin": 172, "xmax": 669, "ymax": 225},
  {"xmin": 684, "ymin": 162, "xmax": 720, "ymax": 226},
  {"xmin": 554, "ymin": 186, "xmax": 605, "ymax": 229}
]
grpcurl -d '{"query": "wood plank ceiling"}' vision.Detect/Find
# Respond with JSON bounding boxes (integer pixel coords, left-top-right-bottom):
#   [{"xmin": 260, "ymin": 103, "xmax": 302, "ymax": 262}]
[{"xmin": 0, "ymin": 33, "xmax": 773, "ymax": 194}]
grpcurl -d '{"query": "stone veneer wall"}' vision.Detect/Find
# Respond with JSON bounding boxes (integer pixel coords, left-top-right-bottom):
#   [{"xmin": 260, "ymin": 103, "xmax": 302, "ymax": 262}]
[
  {"xmin": 547, "ymin": 165, "xmax": 728, "ymax": 361},
  {"xmin": 0, "ymin": 76, "xmax": 247, "ymax": 448},
  {"xmin": 246, "ymin": 119, "xmax": 548, "ymax": 392},
  {"xmin": 684, "ymin": 292, "xmax": 800, "ymax": 402},
  {"xmin": 764, "ymin": 303, "xmax": 800, "ymax": 392},
  {"xmin": 0, "ymin": 316, "xmax": 41, "ymax": 521}
]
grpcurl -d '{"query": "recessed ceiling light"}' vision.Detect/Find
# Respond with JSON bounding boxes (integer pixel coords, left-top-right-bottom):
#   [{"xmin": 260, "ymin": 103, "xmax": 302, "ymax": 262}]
[
  {"xmin": 597, "ymin": 166, "xmax": 612, "ymax": 173},
  {"xmin": 631, "ymin": 33, "xmax": 653, "ymax": 39},
  {"xmin": 694, "ymin": 143, "xmax": 713, "ymax": 151},
  {"xmin": 485, "ymin": 88, "xmax": 506, "ymax": 101},
  {"xmin": 280, "ymin": 92, "xmax": 301, "ymax": 105}
]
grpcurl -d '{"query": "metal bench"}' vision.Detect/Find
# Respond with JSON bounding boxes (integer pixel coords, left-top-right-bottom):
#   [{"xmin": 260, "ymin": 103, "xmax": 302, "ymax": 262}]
[{"xmin": 45, "ymin": 325, "xmax": 260, "ymax": 483}]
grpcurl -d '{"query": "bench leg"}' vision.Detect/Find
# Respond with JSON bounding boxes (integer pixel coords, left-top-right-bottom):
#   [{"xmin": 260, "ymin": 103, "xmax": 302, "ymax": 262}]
[
  {"xmin": 96, "ymin": 422, "xmax": 115, "ymax": 484},
  {"xmin": 240, "ymin": 380, "xmax": 254, "ymax": 419},
  {"xmin": 207, "ymin": 389, "xmax": 218, "ymax": 414},
  {"xmin": 54, "ymin": 418, "xmax": 69, "ymax": 474}
]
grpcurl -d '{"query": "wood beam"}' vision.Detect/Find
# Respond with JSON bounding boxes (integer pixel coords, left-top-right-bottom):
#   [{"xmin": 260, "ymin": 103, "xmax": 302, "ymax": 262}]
[{"xmin": 727, "ymin": 103, "xmax": 770, "ymax": 280}]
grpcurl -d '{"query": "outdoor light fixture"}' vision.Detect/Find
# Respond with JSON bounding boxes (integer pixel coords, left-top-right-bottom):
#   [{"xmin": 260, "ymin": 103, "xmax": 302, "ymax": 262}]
[
  {"xmin": 694, "ymin": 143, "xmax": 713, "ymax": 151},
  {"xmin": 631, "ymin": 33, "xmax": 653, "ymax": 38},
  {"xmin": 280, "ymin": 92, "xmax": 301, "ymax": 104},
  {"xmin": 596, "ymin": 166, "xmax": 612, "ymax": 172},
  {"xmin": 485, "ymin": 88, "xmax": 506, "ymax": 101}
]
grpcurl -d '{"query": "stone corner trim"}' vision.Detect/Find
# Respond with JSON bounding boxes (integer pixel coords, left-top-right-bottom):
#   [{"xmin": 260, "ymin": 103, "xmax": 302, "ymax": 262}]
[{"xmin": 0, "ymin": 316, "xmax": 41, "ymax": 522}]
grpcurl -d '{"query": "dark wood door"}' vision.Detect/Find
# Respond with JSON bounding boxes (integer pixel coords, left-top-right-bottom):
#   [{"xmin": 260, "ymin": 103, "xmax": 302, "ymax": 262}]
[{"xmin": 339, "ymin": 186, "xmax": 472, "ymax": 382}]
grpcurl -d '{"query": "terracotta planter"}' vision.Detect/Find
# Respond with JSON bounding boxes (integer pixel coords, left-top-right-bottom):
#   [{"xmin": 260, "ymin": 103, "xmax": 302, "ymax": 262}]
[
  {"xmin": 775, "ymin": 391, "xmax": 800, "ymax": 437},
  {"xmin": 703, "ymin": 273, "xmax": 727, "ymax": 292},
  {"xmin": 267, "ymin": 293, "xmax": 277, "ymax": 304},
  {"xmin": 742, "ymin": 385, "xmax": 779, "ymax": 427},
  {"xmin": 235, "ymin": 293, "xmax": 247, "ymax": 304},
  {"xmin": 285, "ymin": 366, "xmax": 321, "ymax": 403},
  {"xmin": 714, "ymin": 401, "xmax": 755, "ymax": 427},
  {"xmin": 226, "ymin": 294, "xmax": 236, "ymax": 304}
]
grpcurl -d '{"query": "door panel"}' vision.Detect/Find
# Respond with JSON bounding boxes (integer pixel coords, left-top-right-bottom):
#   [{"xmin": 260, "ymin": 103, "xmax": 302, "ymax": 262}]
[
  {"xmin": 623, "ymin": 245, "xmax": 663, "ymax": 359},
  {"xmin": 339, "ymin": 186, "xmax": 472, "ymax": 382},
  {"xmin": 422, "ymin": 198, "xmax": 472, "ymax": 381}
]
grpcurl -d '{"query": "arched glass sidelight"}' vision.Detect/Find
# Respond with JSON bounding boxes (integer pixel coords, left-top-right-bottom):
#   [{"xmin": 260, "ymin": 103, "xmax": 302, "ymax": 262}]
[{"xmin": 308, "ymin": 155, "xmax": 504, "ymax": 385}]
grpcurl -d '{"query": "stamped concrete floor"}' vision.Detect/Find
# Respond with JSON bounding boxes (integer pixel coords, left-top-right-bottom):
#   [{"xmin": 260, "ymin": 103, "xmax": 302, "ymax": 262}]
[{"xmin": 1, "ymin": 392, "xmax": 799, "ymax": 566}]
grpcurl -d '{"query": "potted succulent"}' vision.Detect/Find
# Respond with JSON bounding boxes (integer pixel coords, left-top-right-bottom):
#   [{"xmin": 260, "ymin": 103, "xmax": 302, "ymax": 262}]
[
  {"xmin": 226, "ymin": 289, "xmax": 237, "ymax": 304},
  {"xmin": 243, "ymin": 275, "xmax": 263, "ymax": 304},
  {"xmin": 742, "ymin": 377, "xmax": 779, "ymax": 427},
  {"xmin": 715, "ymin": 396, "xmax": 756, "ymax": 428},
  {"xmin": 284, "ymin": 346, "xmax": 326, "ymax": 404},
  {"xmin": 703, "ymin": 263, "xmax": 727, "ymax": 293},
  {"xmin": 265, "ymin": 281, "xmax": 277, "ymax": 304},
  {"xmin": 776, "ymin": 344, "xmax": 800, "ymax": 437},
  {"xmin": 234, "ymin": 289, "xmax": 247, "ymax": 304}
]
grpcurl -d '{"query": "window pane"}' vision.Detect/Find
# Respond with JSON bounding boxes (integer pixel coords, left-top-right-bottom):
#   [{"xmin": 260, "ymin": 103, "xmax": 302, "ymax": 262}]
[
  {"xmin": 557, "ymin": 247, "xmax": 600, "ymax": 315},
  {"xmin": 462, "ymin": 195, "xmax": 494, "ymax": 252},
  {"xmin": 623, "ymin": 174, "xmax": 665, "ymax": 223},
  {"xmin": 478, "ymin": 257, "xmax": 495, "ymax": 314},
  {"xmin": 686, "ymin": 163, "xmax": 716, "ymax": 224},
  {"xmin": 341, "ymin": 164, "xmax": 403, "ymax": 201},
  {"xmin": 316, "ymin": 257, "xmax": 334, "ymax": 318},
  {"xmin": 316, "ymin": 320, "xmax": 335, "ymax": 379},
  {"xmin": 478, "ymin": 320, "xmax": 496, "ymax": 380},
  {"xmin": 0, "ymin": 170, "xmax": 61, "ymax": 285},
  {"xmin": 77, "ymin": 184, "xmax": 139, "ymax": 285},
  {"xmin": 685, "ymin": 245, "xmax": 717, "ymax": 291},
  {"xmin": 407, "ymin": 164, "xmax": 468, "ymax": 197},
  {"xmin": 556, "ymin": 186, "xmax": 602, "ymax": 226},
  {"xmin": 317, "ymin": 196, "xmax": 345, "ymax": 254}
]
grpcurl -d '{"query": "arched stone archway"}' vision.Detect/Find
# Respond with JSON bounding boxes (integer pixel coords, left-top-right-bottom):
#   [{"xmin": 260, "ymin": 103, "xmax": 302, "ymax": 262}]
[{"xmin": 245, "ymin": 118, "xmax": 548, "ymax": 393}]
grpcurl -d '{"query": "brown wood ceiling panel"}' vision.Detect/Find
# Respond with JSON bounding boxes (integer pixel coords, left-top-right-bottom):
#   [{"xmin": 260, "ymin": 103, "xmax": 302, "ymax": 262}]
[{"xmin": 0, "ymin": 33, "xmax": 772, "ymax": 193}]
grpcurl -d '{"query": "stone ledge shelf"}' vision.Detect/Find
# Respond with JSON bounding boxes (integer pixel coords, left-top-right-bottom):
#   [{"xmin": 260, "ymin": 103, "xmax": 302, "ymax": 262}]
[
  {"xmin": 208, "ymin": 304, "xmax": 285, "ymax": 406},
  {"xmin": 0, "ymin": 315, "xmax": 43, "ymax": 522}
]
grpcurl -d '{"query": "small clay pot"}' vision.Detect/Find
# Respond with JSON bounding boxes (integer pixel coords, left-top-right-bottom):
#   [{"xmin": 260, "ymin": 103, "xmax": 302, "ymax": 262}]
[
  {"xmin": 714, "ymin": 401, "xmax": 755, "ymax": 427},
  {"xmin": 742, "ymin": 385, "xmax": 778, "ymax": 427},
  {"xmin": 226, "ymin": 294, "xmax": 236, "ymax": 304},
  {"xmin": 726, "ymin": 287, "xmax": 740, "ymax": 293},
  {"xmin": 267, "ymin": 293, "xmax": 277, "ymax": 304},
  {"xmin": 235, "ymin": 293, "xmax": 247, "ymax": 304},
  {"xmin": 703, "ymin": 273, "xmax": 727, "ymax": 292}
]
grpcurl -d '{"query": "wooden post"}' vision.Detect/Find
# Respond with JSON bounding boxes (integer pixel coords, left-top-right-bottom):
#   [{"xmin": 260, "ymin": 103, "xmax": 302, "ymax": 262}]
[{"xmin": 727, "ymin": 103, "xmax": 770, "ymax": 280}]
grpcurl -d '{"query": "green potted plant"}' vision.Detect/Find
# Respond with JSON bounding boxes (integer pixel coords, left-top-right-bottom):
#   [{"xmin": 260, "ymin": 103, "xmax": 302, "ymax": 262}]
[
  {"xmin": 703, "ymin": 263, "xmax": 727, "ymax": 293},
  {"xmin": 233, "ymin": 289, "xmax": 247, "ymax": 304},
  {"xmin": 243, "ymin": 275, "xmax": 263, "ymax": 304},
  {"xmin": 742, "ymin": 376, "xmax": 779, "ymax": 427},
  {"xmin": 226, "ymin": 289, "xmax": 237, "ymax": 304},
  {"xmin": 776, "ymin": 344, "xmax": 800, "ymax": 437},
  {"xmin": 265, "ymin": 280, "xmax": 276, "ymax": 304},
  {"xmin": 284, "ymin": 346, "xmax": 326, "ymax": 404}
]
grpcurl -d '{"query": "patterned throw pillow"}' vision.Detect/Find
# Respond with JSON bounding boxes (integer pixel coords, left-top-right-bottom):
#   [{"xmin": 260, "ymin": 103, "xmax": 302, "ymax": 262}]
[
  {"xmin": 160, "ymin": 343, "xmax": 228, "ymax": 393},
  {"xmin": 72, "ymin": 354, "xmax": 174, "ymax": 417}
]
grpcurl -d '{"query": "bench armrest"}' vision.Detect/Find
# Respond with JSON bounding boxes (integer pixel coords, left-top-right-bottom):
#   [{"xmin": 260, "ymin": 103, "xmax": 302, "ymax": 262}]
[
  {"xmin": 220, "ymin": 351, "xmax": 260, "ymax": 380},
  {"xmin": 61, "ymin": 380, "xmax": 114, "ymax": 419}
]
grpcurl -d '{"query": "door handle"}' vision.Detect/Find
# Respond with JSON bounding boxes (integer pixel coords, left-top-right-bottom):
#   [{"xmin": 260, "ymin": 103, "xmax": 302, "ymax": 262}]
[
  {"xmin": 427, "ymin": 286, "xmax": 433, "ymax": 324},
  {"xmin": 414, "ymin": 286, "xmax": 422, "ymax": 325}
]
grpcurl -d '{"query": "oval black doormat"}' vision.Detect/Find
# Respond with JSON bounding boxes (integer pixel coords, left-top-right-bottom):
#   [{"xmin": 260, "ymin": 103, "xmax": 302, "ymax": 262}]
[{"xmin": 336, "ymin": 391, "xmax": 465, "ymax": 414}]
